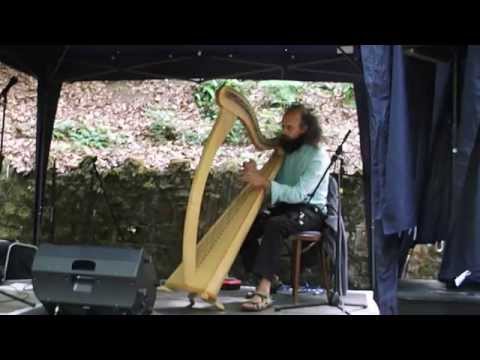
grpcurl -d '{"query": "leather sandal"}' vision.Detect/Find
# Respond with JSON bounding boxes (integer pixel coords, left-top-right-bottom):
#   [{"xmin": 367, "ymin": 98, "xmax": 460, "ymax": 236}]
[
  {"xmin": 241, "ymin": 292, "xmax": 273, "ymax": 312},
  {"xmin": 245, "ymin": 277, "xmax": 282, "ymax": 299}
]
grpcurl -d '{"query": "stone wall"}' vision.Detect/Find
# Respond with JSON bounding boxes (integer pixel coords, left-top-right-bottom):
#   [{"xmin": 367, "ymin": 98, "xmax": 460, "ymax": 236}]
[
  {"xmin": 0, "ymin": 160, "xmax": 440, "ymax": 290},
  {"xmin": 0, "ymin": 158, "xmax": 245, "ymax": 278}
]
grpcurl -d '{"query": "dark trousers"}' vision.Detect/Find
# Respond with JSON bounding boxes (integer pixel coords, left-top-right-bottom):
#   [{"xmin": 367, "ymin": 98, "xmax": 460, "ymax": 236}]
[{"xmin": 240, "ymin": 203, "xmax": 326, "ymax": 282}]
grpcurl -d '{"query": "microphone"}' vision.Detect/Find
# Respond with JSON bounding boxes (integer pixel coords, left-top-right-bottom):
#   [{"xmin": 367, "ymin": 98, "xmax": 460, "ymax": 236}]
[
  {"xmin": 334, "ymin": 130, "xmax": 352, "ymax": 156},
  {"xmin": 0, "ymin": 77, "xmax": 18, "ymax": 98},
  {"xmin": 340, "ymin": 130, "xmax": 352, "ymax": 146}
]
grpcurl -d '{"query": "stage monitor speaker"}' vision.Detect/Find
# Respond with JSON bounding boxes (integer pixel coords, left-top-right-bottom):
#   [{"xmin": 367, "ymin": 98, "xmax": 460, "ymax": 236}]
[
  {"xmin": 0, "ymin": 240, "xmax": 37, "ymax": 283},
  {"xmin": 32, "ymin": 244, "xmax": 158, "ymax": 315}
]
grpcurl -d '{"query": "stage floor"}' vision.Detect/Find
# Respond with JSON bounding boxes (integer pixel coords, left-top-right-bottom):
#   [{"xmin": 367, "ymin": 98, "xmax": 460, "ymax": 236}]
[
  {"xmin": 0, "ymin": 281, "xmax": 379, "ymax": 315},
  {"xmin": 398, "ymin": 279, "xmax": 480, "ymax": 315},
  {"xmin": 152, "ymin": 286, "xmax": 378, "ymax": 315}
]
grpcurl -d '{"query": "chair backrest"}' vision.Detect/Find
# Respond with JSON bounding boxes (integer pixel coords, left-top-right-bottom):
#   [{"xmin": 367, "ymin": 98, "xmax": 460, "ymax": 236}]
[
  {"xmin": 0, "ymin": 240, "xmax": 11, "ymax": 280},
  {"xmin": 324, "ymin": 175, "xmax": 340, "ymax": 229}
]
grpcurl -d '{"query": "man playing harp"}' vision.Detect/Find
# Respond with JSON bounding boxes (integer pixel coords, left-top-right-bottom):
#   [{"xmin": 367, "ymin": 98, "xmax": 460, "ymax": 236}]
[{"xmin": 239, "ymin": 104, "xmax": 330, "ymax": 312}]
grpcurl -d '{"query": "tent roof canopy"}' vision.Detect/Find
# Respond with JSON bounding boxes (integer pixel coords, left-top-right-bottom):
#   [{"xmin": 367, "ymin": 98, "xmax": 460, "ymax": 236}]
[
  {"xmin": 0, "ymin": 45, "xmax": 362, "ymax": 83},
  {"xmin": 0, "ymin": 44, "xmax": 366, "ymax": 247}
]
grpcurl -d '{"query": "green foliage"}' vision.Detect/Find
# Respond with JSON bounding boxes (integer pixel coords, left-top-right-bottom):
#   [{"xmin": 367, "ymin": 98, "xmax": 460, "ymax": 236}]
[
  {"xmin": 193, "ymin": 80, "xmax": 297, "ymax": 146},
  {"xmin": 193, "ymin": 79, "xmax": 259, "ymax": 146},
  {"xmin": 316, "ymin": 83, "xmax": 337, "ymax": 92},
  {"xmin": 193, "ymin": 80, "xmax": 220, "ymax": 120},
  {"xmin": 261, "ymin": 118, "xmax": 282, "ymax": 139},
  {"xmin": 183, "ymin": 122, "xmax": 249, "ymax": 146},
  {"xmin": 314, "ymin": 83, "xmax": 356, "ymax": 107},
  {"xmin": 224, "ymin": 118, "xmax": 281, "ymax": 146},
  {"xmin": 193, "ymin": 79, "xmax": 246, "ymax": 121},
  {"xmin": 257, "ymin": 108, "xmax": 283, "ymax": 139},
  {"xmin": 340, "ymin": 83, "xmax": 356, "ymax": 107},
  {"xmin": 149, "ymin": 121, "xmax": 178, "ymax": 143},
  {"xmin": 259, "ymin": 80, "xmax": 304, "ymax": 108},
  {"xmin": 225, "ymin": 122, "xmax": 249, "ymax": 146},
  {"xmin": 144, "ymin": 108, "xmax": 178, "ymax": 143},
  {"xmin": 182, "ymin": 128, "xmax": 209, "ymax": 146},
  {"xmin": 53, "ymin": 120, "xmax": 115, "ymax": 149}
]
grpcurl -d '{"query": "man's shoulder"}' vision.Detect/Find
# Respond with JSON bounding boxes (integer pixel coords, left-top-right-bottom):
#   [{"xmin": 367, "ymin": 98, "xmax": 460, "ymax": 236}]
[{"xmin": 300, "ymin": 143, "xmax": 328, "ymax": 158}]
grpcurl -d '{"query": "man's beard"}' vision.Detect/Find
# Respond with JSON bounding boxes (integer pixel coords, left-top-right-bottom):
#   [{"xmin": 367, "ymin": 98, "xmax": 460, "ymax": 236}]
[{"xmin": 279, "ymin": 134, "xmax": 306, "ymax": 154}]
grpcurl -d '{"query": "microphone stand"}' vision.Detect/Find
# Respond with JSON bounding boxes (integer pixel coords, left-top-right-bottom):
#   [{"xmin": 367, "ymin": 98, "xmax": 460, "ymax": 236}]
[
  {"xmin": 49, "ymin": 159, "xmax": 57, "ymax": 243},
  {"xmin": 0, "ymin": 88, "xmax": 7, "ymax": 174},
  {"xmin": 91, "ymin": 158, "xmax": 126, "ymax": 243},
  {"xmin": 275, "ymin": 130, "xmax": 367, "ymax": 314}
]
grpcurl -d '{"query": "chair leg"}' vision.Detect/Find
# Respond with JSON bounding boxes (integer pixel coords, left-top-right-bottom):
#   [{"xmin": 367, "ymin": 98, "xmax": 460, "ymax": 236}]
[{"xmin": 292, "ymin": 238, "xmax": 302, "ymax": 304}]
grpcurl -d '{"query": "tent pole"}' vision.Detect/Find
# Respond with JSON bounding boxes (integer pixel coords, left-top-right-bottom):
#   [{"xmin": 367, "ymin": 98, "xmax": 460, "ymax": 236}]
[
  {"xmin": 33, "ymin": 76, "xmax": 62, "ymax": 246},
  {"xmin": 353, "ymin": 47, "xmax": 376, "ymax": 293}
]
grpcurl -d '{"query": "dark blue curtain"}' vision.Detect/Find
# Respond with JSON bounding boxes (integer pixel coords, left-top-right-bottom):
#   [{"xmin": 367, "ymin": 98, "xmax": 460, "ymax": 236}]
[
  {"xmin": 360, "ymin": 45, "xmax": 436, "ymax": 314},
  {"xmin": 416, "ymin": 62, "xmax": 453, "ymax": 246},
  {"xmin": 439, "ymin": 46, "xmax": 480, "ymax": 285}
]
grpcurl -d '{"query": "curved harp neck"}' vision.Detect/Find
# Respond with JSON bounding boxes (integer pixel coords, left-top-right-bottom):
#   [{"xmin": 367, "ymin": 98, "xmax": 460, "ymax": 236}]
[{"xmin": 216, "ymin": 86, "xmax": 280, "ymax": 151}]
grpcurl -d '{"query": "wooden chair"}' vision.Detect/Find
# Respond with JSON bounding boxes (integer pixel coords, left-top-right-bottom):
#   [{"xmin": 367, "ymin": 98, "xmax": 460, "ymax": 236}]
[{"xmin": 289, "ymin": 231, "xmax": 332, "ymax": 304}]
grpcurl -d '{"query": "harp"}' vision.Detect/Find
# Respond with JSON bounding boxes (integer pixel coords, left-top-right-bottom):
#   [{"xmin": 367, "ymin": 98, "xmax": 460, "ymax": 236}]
[{"xmin": 161, "ymin": 86, "xmax": 285, "ymax": 310}]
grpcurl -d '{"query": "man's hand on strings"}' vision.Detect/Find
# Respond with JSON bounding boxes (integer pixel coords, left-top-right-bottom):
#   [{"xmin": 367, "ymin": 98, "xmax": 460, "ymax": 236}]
[
  {"xmin": 242, "ymin": 171, "xmax": 269, "ymax": 189},
  {"xmin": 241, "ymin": 160, "xmax": 269, "ymax": 190}
]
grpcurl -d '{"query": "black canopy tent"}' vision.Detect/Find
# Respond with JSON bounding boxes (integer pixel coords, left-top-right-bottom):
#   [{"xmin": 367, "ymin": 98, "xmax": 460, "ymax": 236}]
[
  {"xmin": 0, "ymin": 46, "xmax": 363, "ymax": 82},
  {"xmin": 0, "ymin": 44, "xmax": 368, "ymax": 247},
  {"xmin": 2, "ymin": 45, "xmax": 475, "ymax": 314}
]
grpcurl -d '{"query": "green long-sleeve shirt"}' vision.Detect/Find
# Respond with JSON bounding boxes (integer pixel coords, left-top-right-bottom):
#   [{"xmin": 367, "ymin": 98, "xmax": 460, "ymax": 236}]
[{"xmin": 269, "ymin": 144, "xmax": 330, "ymax": 214}]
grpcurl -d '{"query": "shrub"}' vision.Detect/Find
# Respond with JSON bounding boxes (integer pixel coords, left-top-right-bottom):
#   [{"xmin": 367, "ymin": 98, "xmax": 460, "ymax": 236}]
[
  {"xmin": 144, "ymin": 108, "xmax": 178, "ymax": 143},
  {"xmin": 259, "ymin": 80, "xmax": 304, "ymax": 108},
  {"xmin": 53, "ymin": 120, "xmax": 114, "ymax": 149},
  {"xmin": 193, "ymin": 79, "xmax": 245, "ymax": 121}
]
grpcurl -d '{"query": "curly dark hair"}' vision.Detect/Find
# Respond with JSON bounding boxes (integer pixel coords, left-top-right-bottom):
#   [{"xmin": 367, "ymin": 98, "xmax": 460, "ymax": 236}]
[{"xmin": 284, "ymin": 103, "xmax": 324, "ymax": 147}]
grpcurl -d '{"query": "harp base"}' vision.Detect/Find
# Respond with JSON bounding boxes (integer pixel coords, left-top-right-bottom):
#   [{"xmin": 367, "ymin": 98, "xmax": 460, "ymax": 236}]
[{"xmin": 159, "ymin": 286, "xmax": 226, "ymax": 311}]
